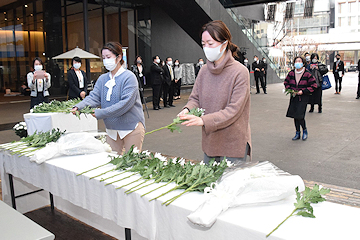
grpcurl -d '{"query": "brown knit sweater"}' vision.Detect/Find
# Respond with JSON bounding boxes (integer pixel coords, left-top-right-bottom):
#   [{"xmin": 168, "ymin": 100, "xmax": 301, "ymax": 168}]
[{"xmin": 184, "ymin": 50, "xmax": 251, "ymax": 158}]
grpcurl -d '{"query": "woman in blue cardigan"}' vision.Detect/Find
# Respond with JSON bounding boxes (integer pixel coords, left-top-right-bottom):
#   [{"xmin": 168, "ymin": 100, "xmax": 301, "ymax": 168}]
[{"xmin": 73, "ymin": 42, "xmax": 145, "ymax": 154}]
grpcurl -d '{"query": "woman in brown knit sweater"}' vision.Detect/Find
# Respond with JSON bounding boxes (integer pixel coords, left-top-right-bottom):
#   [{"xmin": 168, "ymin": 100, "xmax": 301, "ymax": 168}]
[{"xmin": 178, "ymin": 20, "xmax": 251, "ymax": 164}]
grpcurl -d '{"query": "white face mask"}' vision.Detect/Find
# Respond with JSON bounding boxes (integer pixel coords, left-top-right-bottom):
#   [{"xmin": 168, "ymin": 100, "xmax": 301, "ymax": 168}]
[
  {"xmin": 199, "ymin": 61, "xmax": 204, "ymax": 65},
  {"xmin": 203, "ymin": 40, "xmax": 227, "ymax": 62},
  {"xmin": 34, "ymin": 65, "xmax": 43, "ymax": 71},
  {"xmin": 175, "ymin": 62, "xmax": 179, "ymax": 66},
  {"xmin": 244, "ymin": 60, "xmax": 248, "ymax": 63},
  {"xmin": 305, "ymin": 56, "xmax": 310, "ymax": 62},
  {"xmin": 155, "ymin": 58, "xmax": 160, "ymax": 64},
  {"xmin": 254, "ymin": 58, "xmax": 257, "ymax": 62},
  {"xmin": 312, "ymin": 58, "xmax": 318, "ymax": 63},
  {"xmin": 73, "ymin": 63, "xmax": 81, "ymax": 69},
  {"xmin": 137, "ymin": 60, "xmax": 142, "ymax": 64},
  {"xmin": 167, "ymin": 61, "xmax": 173, "ymax": 66},
  {"xmin": 103, "ymin": 57, "xmax": 118, "ymax": 71},
  {"xmin": 263, "ymin": 59, "xmax": 266, "ymax": 63}
]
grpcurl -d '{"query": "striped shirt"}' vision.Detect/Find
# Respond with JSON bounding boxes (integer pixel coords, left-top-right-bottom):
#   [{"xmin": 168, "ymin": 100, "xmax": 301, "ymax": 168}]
[{"xmin": 284, "ymin": 69, "xmax": 317, "ymax": 95}]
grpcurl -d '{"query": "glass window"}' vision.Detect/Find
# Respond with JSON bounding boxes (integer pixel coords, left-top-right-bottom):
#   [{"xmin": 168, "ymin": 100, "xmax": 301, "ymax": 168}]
[
  {"xmin": 348, "ymin": 2, "xmax": 356, "ymax": 13},
  {"xmin": 338, "ymin": 2, "xmax": 346, "ymax": 14},
  {"xmin": 349, "ymin": 16, "xmax": 356, "ymax": 26}
]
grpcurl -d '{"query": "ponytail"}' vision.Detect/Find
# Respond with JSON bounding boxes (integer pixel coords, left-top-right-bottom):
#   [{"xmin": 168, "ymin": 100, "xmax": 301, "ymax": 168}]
[{"xmin": 228, "ymin": 41, "xmax": 239, "ymax": 58}]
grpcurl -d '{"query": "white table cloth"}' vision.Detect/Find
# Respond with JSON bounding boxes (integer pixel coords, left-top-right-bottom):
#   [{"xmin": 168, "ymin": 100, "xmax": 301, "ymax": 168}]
[
  {"xmin": 1, "ymin": 149, "xmax": 360, "ymax": 240},
  {"xmin": 24, "ymin": 112, "xmax": 98, "ymax": 135}
]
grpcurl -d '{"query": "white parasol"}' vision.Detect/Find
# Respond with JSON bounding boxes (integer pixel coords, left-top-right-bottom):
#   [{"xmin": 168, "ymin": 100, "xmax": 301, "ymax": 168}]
[{"xmin": 52, "ymin": 47, "xmax": 100, "ymax": 59}]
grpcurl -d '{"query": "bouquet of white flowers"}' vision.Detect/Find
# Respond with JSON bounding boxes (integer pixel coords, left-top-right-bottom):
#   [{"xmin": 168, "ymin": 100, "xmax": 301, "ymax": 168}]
[{"xmin": 13, "ymin": 122, "xmax": 28, "ymax": 138}]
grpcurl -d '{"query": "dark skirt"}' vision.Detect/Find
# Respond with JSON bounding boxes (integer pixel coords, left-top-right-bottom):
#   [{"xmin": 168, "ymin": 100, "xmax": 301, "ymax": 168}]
[
  {"xmin": 286, "ymin": 95, "xmax": 309, "ymax": 119},
  {"xmin": 30, "ymin": 93, "xmax": 49, "ymax": 109},
  {"xmin": 308, "ymin": 87, "xmax": 322, "ymax": 106}
]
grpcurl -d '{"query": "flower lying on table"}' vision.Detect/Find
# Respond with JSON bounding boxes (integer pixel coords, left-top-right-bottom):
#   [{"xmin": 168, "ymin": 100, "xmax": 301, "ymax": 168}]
[
  {"xmin": 0, "ymin": 128, "xmax": 65, "ymax": 156},
  {"xmin": 77, "ymin": 146, "xmax": 232, "ymax": 206},
  {"xmin": 31, "ymin": 98, "xmax": 95, "ymax": 119}
]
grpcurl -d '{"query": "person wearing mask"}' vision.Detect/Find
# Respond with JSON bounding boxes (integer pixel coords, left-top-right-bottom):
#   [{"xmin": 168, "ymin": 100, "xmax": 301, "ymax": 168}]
[
  {"xmin": 150, "ymin": 55, "xmax": 164, "ymax": 110},
  {"xmin": 308, "ymin": 53, "xmax": 327, "ymax": 113},
  {"xmin": 178, "ymin": 20, "xmax": 251, "ymax": 164},
  {"xmin": 243, "ymin": 58, "xmax": 251, "ymax": 72},
  {"xmin": 72, "ymin": 42, "xmax": 145, "ymax": 154},
  {"xmin": 131, "ymin": 55, "xmax": 146, "ymax": 104},
  {"xmin": 262, "ymin": 57, "xmax": 268, "ymax": 87},
  {"xmin": 357, "ymin": 58, "xmax": 360, "ymax": 99},
  {"xmin": 195, "ymin": 58, "xmax": 204, "ymax": 78},
  {"xmin": 304, "ymin": 52, "xmax": 311, "ymax": 70},
  {"xmin": 67, "ymin": 56, "xmax": 88, "ymax": 100},
  {"xmin": 333, "ymin": 54, "xmax": 345, "ymax": 94},
  {"xmin": 162, "ymin": 57, "xmax": 175, "ymax": 107},
  {"xmin": 173, "ymin": 59, "xmax": 183, "ymax": 100},
  {"xmin": 252, "ymin": 55, "xmax": 266, "ymax": 94},
  {"xmin": 27, "ymin": 57, "xmax": 51, "ymax": 109},
  {"xmin": 284, "ymin": 56, "xmax": 317, "ymax": 141}
]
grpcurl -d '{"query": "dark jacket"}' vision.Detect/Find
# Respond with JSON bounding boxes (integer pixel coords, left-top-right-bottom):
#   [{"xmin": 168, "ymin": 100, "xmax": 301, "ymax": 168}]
[
  {"xmin": 333, "ymin": 60, "xmax": 345, "ymax": 76},
  {"xmin": 284, "ymin": 69, "xmax": 317, "ymax": 95},
  {"xmin": 252, "ymin": 61, "xmax": 265, "ymax": 77},
  {"xmin": 131, "ymin": 64, "xmax": 145, "ymax": 90},
  {"xmin": 150, "ymin": 63, "xmax": 164, "ymax": 86},
  {"xmin": 162, "ymin": 64, "xmax": 173, "ymax": 86},
  {"xmin": 67, "ymin": 68, "xmax": 88, "ymax": 99}
]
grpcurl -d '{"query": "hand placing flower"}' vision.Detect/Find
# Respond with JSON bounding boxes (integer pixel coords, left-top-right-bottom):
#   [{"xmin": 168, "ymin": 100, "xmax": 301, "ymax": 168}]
[{"xmin": 179, "ymin": 114, "xmax": 204, "ymax": 127}]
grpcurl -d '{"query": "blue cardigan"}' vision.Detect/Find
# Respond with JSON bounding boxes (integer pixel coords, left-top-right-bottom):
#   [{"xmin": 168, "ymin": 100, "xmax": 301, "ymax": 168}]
[{"xmin": 76, "ymin": 69, "xmax": 145, "ymax": 131}]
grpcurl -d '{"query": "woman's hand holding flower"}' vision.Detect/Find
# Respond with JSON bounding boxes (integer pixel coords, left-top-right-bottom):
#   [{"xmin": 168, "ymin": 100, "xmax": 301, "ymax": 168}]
[{"xmin": 179, "ymin": 114, "xmax": 204, "ymax": 127}]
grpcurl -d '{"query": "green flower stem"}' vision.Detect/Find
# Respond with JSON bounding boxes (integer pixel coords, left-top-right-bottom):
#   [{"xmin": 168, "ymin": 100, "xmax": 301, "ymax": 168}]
[
  {"xmin": 104, "ymin": 172, "xmax": 138, "ymax": 186},
  {"xmin": 141, "ymin": 181, "xmax": 172, "ymax": 197},
  {"xmin": 266, "ymin": 209, "xmax": 296, "ymax": 238},
  {"xmin": 100, "ymin": 171, "xmax": 127, "ymax": 182},
  {"xmin": 89, "ymin": 168, "xmax": 115, "ymax": 180},
  {"xmin": 144, "ymin": 122, "xmax": 176, "ymax": 135},
  {"xmin": 149, "ymin": 182, "xmax": 187, "ymax": 202},
  {"xmin": 77, "ymin": 162, "xmax": 109, "ymax": 176},
  {"xmin": 125, "ymin": 178, "xmax": 152, "ymax": 194},
  {"xmin": 164, "ymin": 186, "xmax": 194, "ymax": 206},
  {"xmin": 115, "ymin": 177, "xmax": 143, "ymax": 190},
  {"xmin": 18, "ymin": 148, "xmax": 40, "ymax": 156}
]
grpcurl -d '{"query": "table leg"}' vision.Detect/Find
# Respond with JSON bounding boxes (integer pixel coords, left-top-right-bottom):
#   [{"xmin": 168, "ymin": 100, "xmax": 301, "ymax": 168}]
[
  {"xmin": 125, "ymin": 228, "xmax": 131, "ymax": 240},
  {"xmin": 9, "ymin": 174, "xmax": 17, "ymax": 210},
  {"xmin": 49, "ymin": 192, "xmax": 54, "ymax": 212}
]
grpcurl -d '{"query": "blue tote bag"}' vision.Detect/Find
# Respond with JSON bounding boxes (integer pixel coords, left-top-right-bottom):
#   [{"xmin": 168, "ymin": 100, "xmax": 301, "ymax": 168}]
[{"xmin": 322, "ymin": 75, "xmax": 331, "ymax": 90}]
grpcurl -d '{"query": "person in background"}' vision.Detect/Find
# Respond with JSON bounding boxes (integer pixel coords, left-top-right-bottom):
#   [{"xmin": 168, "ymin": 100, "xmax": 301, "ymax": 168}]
[
  {"xmin": 178, "ymin": 20, "xmax": 251, "ymax": 164},
  {"xmin": 27, "ymin": 57, "xmax": 51, "ymax": 109},
  {"xmin": 304, "ymin": 52, "xmax": 311, "ymax": 70},
  {"xmin": 243, "ymin": 58, "xmax": 250, "ymax": 72},
  {"xmin": 173, "ymin": 59, "xmax": 183, "ymax": 100},
  {"xmin": 150, "ymin": 55, "xmax": 164, "ymax": 110},
  {"xmin": 73, "ymin": 42, "xmax": 145, "ymax": 154},
  {"xmin": 357, "ymin": 58, "xmax": 360, "ymax": 99},
  {"xmin": 284, "ymin": 56, "xmax": 317, "ymax": 141},
  {"xmin": 252, "ymin": 55, "xmax": 266, "ymax": 94},
  {"xmin": 20, "ymin": 81, "xmax": 30, "ymax": 96},
  {"xmin": 162, "ymin": 57, "xmax": 175, "ymax": 107},
  {"xmin": 131, "ymin": 55, "xmax": 146, "ymax": 104},
  {"xmin": 333, "ymin": 53, "xmax": 345, "ymax": 94},
  {"xmin": 308, "ymin": 53, "xmax": 326, "ymax": 113},
  {"xmin": 262, "ymin": 57, "xmax": 268, "ymax": 87},
  {"xmin": 195, "ymin": 58, "xmax": 204, "ymax": 78},
  {"xmin": 67, "ymin": 56, "xmax": 88, "ymax": 100}
]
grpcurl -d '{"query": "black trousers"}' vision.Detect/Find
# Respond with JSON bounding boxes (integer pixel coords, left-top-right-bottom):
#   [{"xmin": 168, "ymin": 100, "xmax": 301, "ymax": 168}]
[
  {"xmin": 255, "ymin": 75, "xmax": 266, "ymax": 93},
  {"xmin": 334, "ymin": 73, "xmax": 342, "ymax": 92},
  {"xmin": 30, "ymin": 93, "xmax": 49, "ymax": 109},
  {"xmin": 358, "ymin": 75, "xmax": 360, "ymax": 97},
  {"xmin": 152, "ymin": 84, "xmax": 161, "ymax": 108},
  {"xmin": 174, "ymin": 78, "xmax": 181, "ymax": 96},
  {"xmin": 162, "ymin": 82, "xmax": 174, "ymax": 106},
  {"xmin": 294, "ymin": 118, "xmax": 306, "ymax": 132}
]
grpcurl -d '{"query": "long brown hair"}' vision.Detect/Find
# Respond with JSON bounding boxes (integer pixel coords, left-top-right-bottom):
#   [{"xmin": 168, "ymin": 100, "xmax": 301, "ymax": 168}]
[
  {"xmin": 201, "ymin": 20, "xmax": 239, "ymax": 58},
  {"xmin": 101, "ymin": 42, "xmax": 124, "ymax": 65}
]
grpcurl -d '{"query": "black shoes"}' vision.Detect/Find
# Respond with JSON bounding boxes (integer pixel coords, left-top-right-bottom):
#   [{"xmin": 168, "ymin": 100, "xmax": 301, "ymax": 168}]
[{"xmin": 169, "ymin": 105, "xmax": 176, "ymax": 107}]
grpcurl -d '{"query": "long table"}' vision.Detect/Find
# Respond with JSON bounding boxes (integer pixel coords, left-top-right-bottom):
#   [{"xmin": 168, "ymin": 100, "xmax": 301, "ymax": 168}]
[{"xmin": 1, "ymin": 149, "xmax": 360, "ymax": 240}]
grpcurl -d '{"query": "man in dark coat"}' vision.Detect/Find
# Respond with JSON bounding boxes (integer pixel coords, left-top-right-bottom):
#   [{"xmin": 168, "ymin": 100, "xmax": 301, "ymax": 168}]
[
  {"xmin": 252, "ymin": 55, "xmax": 266, "ymax": 94},
  {"xmin": 150, "ymin": 55, "xmax": 164, "ymax": 110},
  {"xmin": 333, "ymin": 53, "xmax": 345, "ymax": 94}
]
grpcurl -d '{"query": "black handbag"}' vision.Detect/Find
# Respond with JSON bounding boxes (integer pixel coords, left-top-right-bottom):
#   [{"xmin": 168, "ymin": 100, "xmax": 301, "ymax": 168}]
[{"xmin": 318, "ymin": 63, "xmax": 328, "ymax": 76}]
